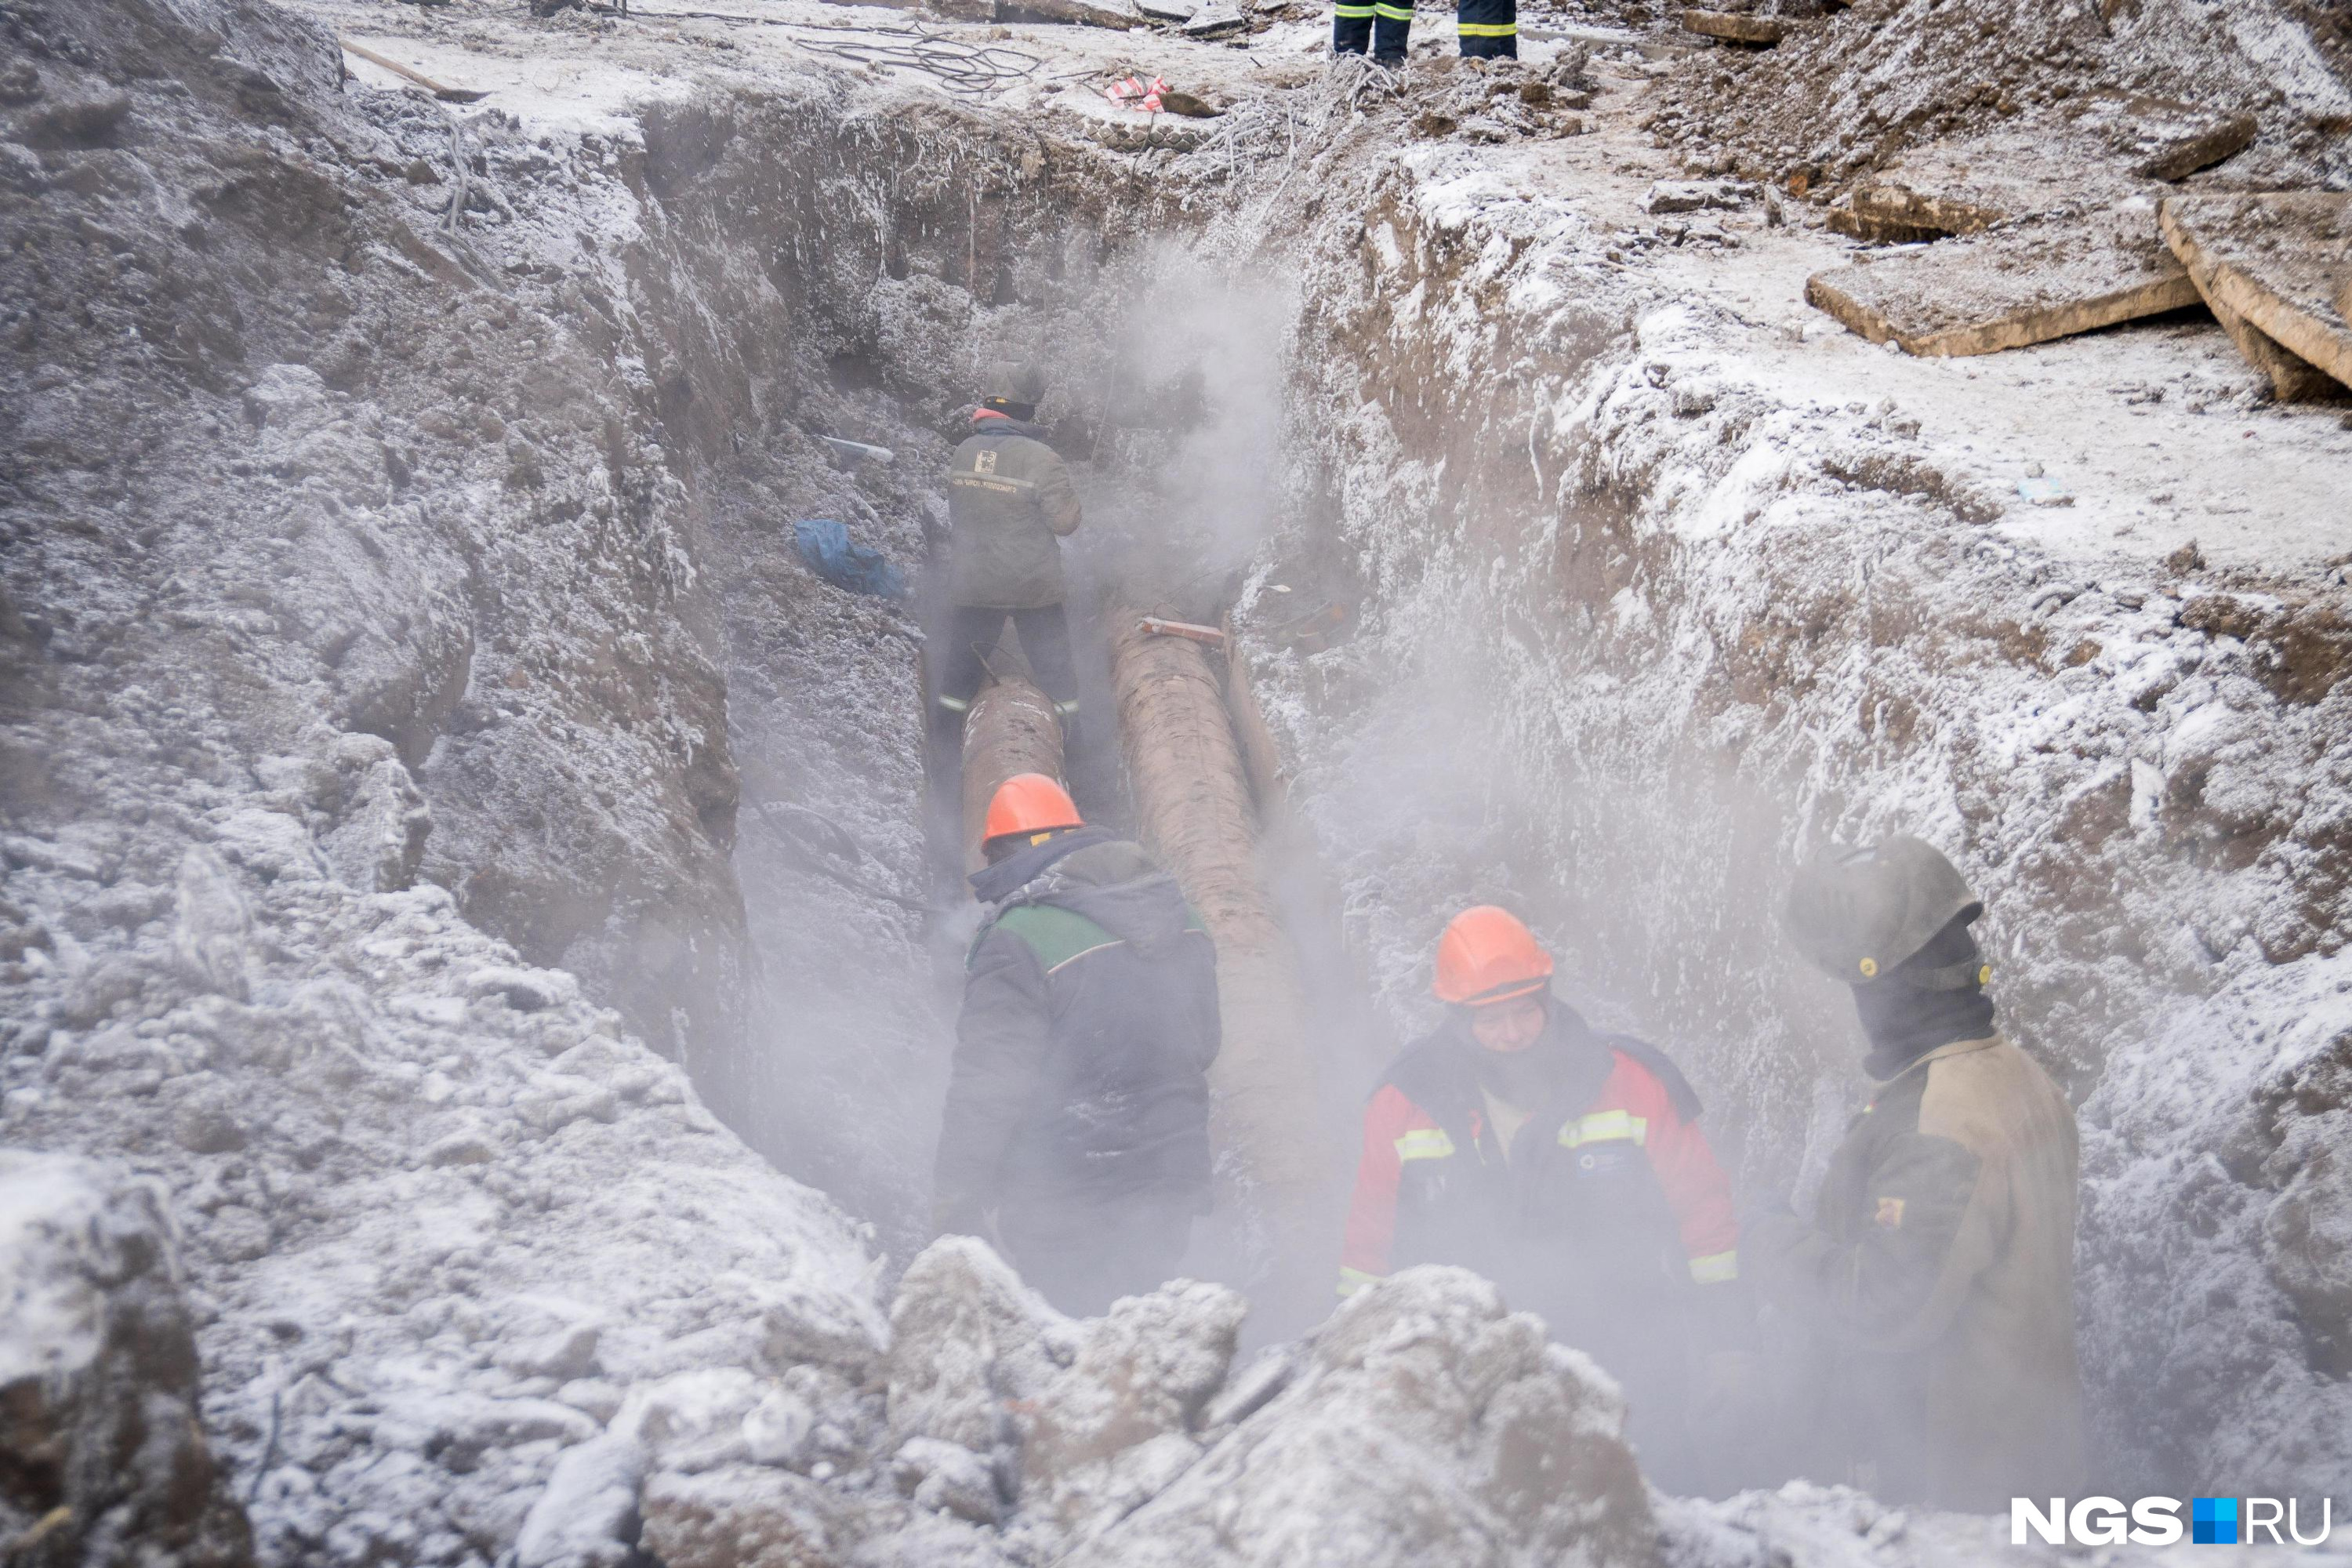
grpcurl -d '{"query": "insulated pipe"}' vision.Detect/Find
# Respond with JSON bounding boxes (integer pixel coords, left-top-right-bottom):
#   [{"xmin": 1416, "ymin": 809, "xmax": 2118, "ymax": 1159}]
[
  {"xmin": 1109, "ymin": 608, "xmax": 1343, "ymax": 1324},
  {"xmin": 960, "ymin": 674, "xmax": 1066, "ymax": 874}
]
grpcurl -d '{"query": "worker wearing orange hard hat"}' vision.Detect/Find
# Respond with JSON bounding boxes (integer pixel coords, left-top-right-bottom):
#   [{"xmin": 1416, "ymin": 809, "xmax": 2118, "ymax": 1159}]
[
  {"xmin": 931, "ymin": 774, "xmax": 1221, "ymax": 1314},
  {"xmin": 1339, "ymin": 905, "xmax": 1748, "ymax": 1483}
]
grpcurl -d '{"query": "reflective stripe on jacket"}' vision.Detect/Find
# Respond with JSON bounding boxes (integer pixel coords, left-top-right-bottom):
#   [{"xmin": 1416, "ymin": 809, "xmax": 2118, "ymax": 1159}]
[{"xmin": 1338, "ymin": 1011, "xmax": 1739, "ymax": 1320}]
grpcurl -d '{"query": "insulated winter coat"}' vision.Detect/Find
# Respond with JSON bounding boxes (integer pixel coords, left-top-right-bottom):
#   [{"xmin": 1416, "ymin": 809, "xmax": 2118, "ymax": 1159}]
[
  {"xmin": 1746, "ymin": 1033, "xmax": 2085, "ymax": 1511},
  {"xmin": 945, "ymin": 413, "xmax": 1082, "ymax": 611},
  {"xmin": 1339, "ymin": 1006, "xmax": 1740, "ymax": 1367},
  {"xmin": 935, "ymin": 830, "xmax": 1219, "ymax": 1215}
]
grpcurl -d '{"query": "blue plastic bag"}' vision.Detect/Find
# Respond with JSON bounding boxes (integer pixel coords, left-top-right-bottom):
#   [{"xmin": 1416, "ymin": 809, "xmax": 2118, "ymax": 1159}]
[{"xmin": 793, "ymin": 518, "xmax": 906, "ymax": 600}]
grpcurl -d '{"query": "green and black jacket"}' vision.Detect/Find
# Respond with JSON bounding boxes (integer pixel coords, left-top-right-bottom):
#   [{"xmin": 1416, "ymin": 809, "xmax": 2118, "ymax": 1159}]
[{"xmin": 936, "ymin": 829, "xmax": 1219, "ymax": 1213}]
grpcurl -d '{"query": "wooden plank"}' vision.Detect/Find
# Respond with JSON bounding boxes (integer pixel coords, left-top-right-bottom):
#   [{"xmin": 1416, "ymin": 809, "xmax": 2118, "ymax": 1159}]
[
  {"xmin": 1849, "ymin": 183, "xmax": 2010, "ymax": 240},
  {"xmin": 1838, "ymin": 106, "xmax": 2241, "ymax": 250},
  {"xmin": 1680, "ymin": 9, "xmax": 1783, "ymax": 43},
  {"xmin": 1137, "ymin": 615, "xmax": 1230, "ymax": 648},
  {"xmin": 1843, "ymin": 129, "xmax": 2139, "ymax": 241},
  {"xmin": 1001, "ymin": 0, "xmax": 1144, "ymax": 26},
  {"xmin": 340, "ymin": 39, "xmax": 488, "ymax": 103},
  {"xmin": 1806, "ymin": 206, "xmax": 2201, "ymax": 358},
  {"xmin": 2196, "ymin": 281, "xmax": 2342, "ymax": 403},
  {"xmin": 2160, "ymin": 193, "xmax": 2352, "ymax": 397},
  {"xmin": 2064, "ymin": 89, "xmax": 2256, "ymax": 180}
]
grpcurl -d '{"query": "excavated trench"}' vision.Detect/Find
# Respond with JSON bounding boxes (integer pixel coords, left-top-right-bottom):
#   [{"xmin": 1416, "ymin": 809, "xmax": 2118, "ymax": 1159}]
[
  {"xmin": 619, "ymin": 76, "xmax": 2352, "ymax": 1501},
  {"xmin": 8, "ymin": 4, "xmax": 2349, "ymax": 1555},
  {"xmin": 604, "ymin": 82, "xmax": 1358, "ymax": 1323}
]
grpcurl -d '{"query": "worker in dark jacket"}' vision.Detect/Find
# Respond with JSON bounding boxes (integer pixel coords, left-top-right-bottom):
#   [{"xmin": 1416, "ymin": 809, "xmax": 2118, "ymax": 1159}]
[
  {"xmin": 933, "ymin": 364, "xmax": 1083, "ymax": 739},
  {"xmin": 1333, "ymin": 0, "xmax": 1514, "ymax": 64},
  {"xmin": 1339, "ymin": 906, "xmax": 1744, "ymax": 1478},
  {"xmin": 934, "ymin": 773, "xmax": 1220, "ymax": 1314},
  {"xmin": 1749, "ymin": 836, "xmax": 2085, "ymax": 1511}
]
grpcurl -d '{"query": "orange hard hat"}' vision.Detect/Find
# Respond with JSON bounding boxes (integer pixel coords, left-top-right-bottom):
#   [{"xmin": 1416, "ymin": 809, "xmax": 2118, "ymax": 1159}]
[
  {"xmin": 982, "ymin": 773, "xmax": 1083, "ymax": 844},
  {"xmin": 1432, "ymin": 906, "xmax": 1555, "ymax": 1007}
]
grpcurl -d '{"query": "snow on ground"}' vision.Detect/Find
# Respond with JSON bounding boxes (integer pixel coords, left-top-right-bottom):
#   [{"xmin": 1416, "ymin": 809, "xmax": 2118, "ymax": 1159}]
[
  {"xmin": 1243, "ymin": 39, "xmax": 2352, "ymax": 1502},
  {"xmin": 6, "ymin": 0, "xmax": 2349, "ymax": 1561}
]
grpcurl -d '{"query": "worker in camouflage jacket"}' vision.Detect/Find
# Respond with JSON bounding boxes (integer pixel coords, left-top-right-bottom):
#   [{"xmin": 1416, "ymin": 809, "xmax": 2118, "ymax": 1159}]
[
  {"xmin": 933, "ymin": 362, "xmax": 1084, "ymax": 738},
  {"xmin": 1749, "ymin": 836, "xmax": 2085, "ymax": 1511},
  {"xmin": 933, "ymin": 774, "xmax": 1220, "ymax": 1315}
]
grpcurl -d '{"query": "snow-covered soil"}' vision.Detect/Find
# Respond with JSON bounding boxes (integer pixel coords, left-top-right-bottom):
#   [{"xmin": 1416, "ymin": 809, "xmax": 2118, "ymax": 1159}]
[
  {"xmin": 4, "ymin": 0, "xmax": 2348, "ymax": 1561},
  {"xmin": 1247, "ymin": 46, "xmax": 2352, "ymax": 1501}
]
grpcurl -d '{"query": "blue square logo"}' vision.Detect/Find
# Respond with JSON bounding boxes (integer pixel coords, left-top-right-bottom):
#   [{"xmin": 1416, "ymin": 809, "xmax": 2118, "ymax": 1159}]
[{"xmin": 2194, "ymin": 1497, "xmax": 2239, "ymax": 1544}]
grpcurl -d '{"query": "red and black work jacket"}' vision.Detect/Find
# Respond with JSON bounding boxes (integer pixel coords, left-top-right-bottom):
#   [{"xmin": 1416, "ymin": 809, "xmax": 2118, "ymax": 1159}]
[{"xmin": 1339, "ymin": 1004, "xmax": 1739, "ymax": 1353}]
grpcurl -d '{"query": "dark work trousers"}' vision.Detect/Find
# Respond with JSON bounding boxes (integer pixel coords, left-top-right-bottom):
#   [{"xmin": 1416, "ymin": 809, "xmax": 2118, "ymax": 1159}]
[
  {"xmin": 1333, "ymin": 0, "xmax": 1412, "ymax": 63},
  {"xmin": 935, "ymin": 604, "xmax": 1080, "ymax": 714},
  {"xmin": 1457, "ymin": 0, "xmax": 1515, "ymax": 56},
  {"xmin": 995, "ymin": 1194, "xmax": 1196, "ymax": 1317}
]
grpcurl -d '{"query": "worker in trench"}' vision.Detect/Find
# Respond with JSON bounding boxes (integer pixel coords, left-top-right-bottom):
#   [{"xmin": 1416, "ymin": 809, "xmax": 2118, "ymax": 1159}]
[
  {"xmin": 931, "ymin": 773, "xmax": 1221, "ymax": 1316},
  {"xmin": 1338, "ymin": 906, "xmax": 1753, "ymax": 1485},
  {"xmin": 1747, "ymin": 836, "xmax": 2085, "ymax": 1510},
  {"xmin": 1332, "ymin": 0, "xmax": 1515, "ymax": 67},
  {"xmin": 931, "ymin": 361, "xmax": 1085, "ymax": 751}
]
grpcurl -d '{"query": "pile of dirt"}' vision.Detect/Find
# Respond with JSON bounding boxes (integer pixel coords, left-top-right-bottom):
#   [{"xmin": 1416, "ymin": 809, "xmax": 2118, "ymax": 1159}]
[{"xmin": 1648, "ymin": 0, "xmax": 2352, "ymax": 195}]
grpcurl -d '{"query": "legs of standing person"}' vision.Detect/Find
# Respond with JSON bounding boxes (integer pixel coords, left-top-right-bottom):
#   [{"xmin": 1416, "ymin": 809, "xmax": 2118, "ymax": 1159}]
[
  {"xmin": 1336, "ymin": 0, "xmax": 1410, "ymax": 62},
  {"xmin": 932, "ymin": 604, "xmax": 1008, "ymax": 739},
  {"xmin": 1457, "ymin": 0, "xmax": 1515, "ymax": 56},
  {"xmin": 1333, "ymin": 0, "xmax": 1374, "ymax": 54},
  {"xmin": 1007, "ymin": 605, "xmax": 1079, "ymax": 717}
]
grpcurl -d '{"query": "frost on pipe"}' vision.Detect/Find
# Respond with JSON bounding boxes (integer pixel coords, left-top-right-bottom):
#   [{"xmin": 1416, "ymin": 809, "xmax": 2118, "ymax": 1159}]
[
  {"xmin": 1109, "ymin": 608, "xmax": 1343, "ymax": 1325},
  {"xmin": 960, "ymin": 673, "xmax": 1067, "ymax": 873}
]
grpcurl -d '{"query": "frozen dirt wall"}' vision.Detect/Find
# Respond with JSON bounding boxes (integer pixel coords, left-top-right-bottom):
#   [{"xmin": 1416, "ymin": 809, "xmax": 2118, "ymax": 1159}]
[
  {"xmin": 601, "ymin": 76, "xmax": 1164, "ymax": 1231},
  {"xmin": 1254, "ymin": 156, "xmax": 2352, "ymax": 1497}
]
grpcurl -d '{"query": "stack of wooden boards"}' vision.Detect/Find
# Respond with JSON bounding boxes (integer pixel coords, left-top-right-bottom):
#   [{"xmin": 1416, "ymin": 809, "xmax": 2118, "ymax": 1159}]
[{"xmin": 1802, "ymin": 96, "xmax": 2350, "ymax": 400}]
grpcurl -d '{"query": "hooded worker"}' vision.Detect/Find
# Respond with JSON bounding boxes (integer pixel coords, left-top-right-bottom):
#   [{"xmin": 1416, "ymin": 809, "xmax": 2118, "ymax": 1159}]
[
  {"xmin": 1338, "ymin": 906, "xmax": 1745, "ymax": 1479},
  {"xmin": 933, "ymin": 363, "xmax": 1084, "ymax": 741},
  {"xmin": 932, "ymin": 774, "xmax": 1221, "ymax": 1315},
  {"xmin": 1749, "ymin": 836, "xmax": 2085, "ymax": 1509}
]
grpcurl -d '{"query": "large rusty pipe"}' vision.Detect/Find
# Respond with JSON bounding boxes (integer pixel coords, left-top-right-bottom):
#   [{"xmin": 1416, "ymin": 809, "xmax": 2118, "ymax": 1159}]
[
  {"xmin": 960, "ymin": 675, "xmax": 1066, "ymax": 874},
  {"xmin": 1109, "ymin": 608, "xmax": 1342, "ymax": 1323}
]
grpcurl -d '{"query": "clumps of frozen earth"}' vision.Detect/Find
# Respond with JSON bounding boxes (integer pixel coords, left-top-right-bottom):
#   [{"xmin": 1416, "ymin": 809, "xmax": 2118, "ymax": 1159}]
[
  {"xmin": 1062, "ymin": 1265, "xmax": 1659, "ymax": 1568},
  {"xmin": 880, "ymin": 1243, "xmax": 1660, "ymax": 1568},
  {"xmin": 1653, "ymin": 0, "xmax": 2350, "ymax": 190},
  {"xmin": 0, "ymin": 1151, "xmax": 253, "ymax": 1567},
  {"xmin": 2, "ymin": 795, "xmax": 891, "ymax": 1565}
]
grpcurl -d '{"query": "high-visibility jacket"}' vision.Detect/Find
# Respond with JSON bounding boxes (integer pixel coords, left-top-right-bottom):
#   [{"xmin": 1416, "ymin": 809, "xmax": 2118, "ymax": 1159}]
[{"xmin": 1339, "ymin": 1007, "xmax": 1738, "ymax": 1356}]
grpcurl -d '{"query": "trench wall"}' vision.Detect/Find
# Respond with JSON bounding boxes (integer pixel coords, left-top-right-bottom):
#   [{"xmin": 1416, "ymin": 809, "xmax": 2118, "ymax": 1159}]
[
  {"xmin": 604, "ymin": 78, "xmax": 1218, "ymax": 1236},
  {"xmin": 1251, "ymin": 161, "xmax": 2352, "ymax": 1495}
]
